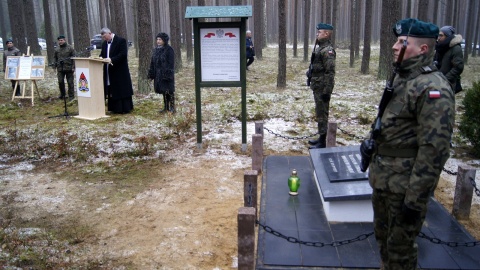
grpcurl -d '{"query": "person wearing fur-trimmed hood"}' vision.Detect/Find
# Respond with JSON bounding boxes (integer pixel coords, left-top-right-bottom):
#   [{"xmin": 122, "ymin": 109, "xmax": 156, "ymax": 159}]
[
  {"xmin": 434, "ymin": 25, "xmax": 464, "ymax": 93},
  {"xmin": 148, "ymin": 32, "xmax": 175, "ymax": 113}
]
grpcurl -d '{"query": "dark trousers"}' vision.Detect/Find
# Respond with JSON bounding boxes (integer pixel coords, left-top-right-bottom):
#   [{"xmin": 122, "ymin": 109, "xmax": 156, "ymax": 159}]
[
  {"xmin": 246, "ymin": 56, "xmax": 255, "ymax": 67},
  {"xmin": 57, "ymin": 71, "xmax": 75, "ymax": 98}
]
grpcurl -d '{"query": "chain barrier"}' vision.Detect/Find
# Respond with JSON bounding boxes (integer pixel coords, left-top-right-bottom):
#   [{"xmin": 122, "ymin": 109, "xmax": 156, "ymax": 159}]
[
  {"xmin": 442, "ymin": 167, "xmax": 458, "ymax": 176},
  {"xmin": 470, "ymin": 176, "xmax": 480, "ymax": 197},
  {"xmin": 256, "ymin": 220, "xmax": 374, "ymax": 247},
  {"xmin": 337, "ymin": 126, "xmax": 366, "ymax": 142},
  {"xmin": 418, "ymin": 232, "xmax": 480, "ymax": 247},
  {"xmin": 263, "ymin": 127, "xmax": 318, "ymax": 140},
  {"xmin": 257, "ymin": 220, "xmax": 480, "ymax": 248}
]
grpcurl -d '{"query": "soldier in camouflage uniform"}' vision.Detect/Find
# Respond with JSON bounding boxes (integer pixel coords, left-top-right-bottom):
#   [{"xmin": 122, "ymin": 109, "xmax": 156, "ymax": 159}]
[
  {"xmin": 367, "ymin": 19, "xmax": 455, "ymax": 269},
  {"xmin": 308, "ymin": 23, "xmax": 336, "ymax": 149},
  {"xmin": 54, "ymin": 35, "xmax": 76, "ymax": 101}
]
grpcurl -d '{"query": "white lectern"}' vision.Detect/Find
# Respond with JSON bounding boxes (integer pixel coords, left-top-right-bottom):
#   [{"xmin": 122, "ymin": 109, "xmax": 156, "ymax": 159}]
[{"xmin": 72, "ymin": 57, "xmax": 108, "ymax": 120}]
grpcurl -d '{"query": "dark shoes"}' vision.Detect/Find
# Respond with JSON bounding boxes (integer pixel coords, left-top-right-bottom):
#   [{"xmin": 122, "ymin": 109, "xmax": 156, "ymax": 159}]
[{"xmin": 308, "ymin": 134, "xmax": 327, "ymax": 149}]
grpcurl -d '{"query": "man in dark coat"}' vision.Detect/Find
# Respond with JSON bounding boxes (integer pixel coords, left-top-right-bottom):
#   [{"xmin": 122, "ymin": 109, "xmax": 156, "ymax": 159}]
[
  {"xmin": 148, "ymin": 32, "xmax": 175, "ymax": 113},
  {"xmin": 3, "ymin": 39, "xmax": 22, "ymax": 96},
  {"xmin": 434, "ymin": 25, "xmax": 464, "ymax": 94},
  {"xmin": 100, "ymin": 27, "xmax": 134, "ymax": 114},
  {"xmin": 246, "ymin": 30, "xmax": 254, "ymax": 70}
]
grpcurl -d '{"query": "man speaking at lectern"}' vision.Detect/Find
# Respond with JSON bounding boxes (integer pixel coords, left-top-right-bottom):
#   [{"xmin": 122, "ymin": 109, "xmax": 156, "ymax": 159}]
[{"xmin": 99, "ymin": 27, "xmax": 134, "ymax": 114}]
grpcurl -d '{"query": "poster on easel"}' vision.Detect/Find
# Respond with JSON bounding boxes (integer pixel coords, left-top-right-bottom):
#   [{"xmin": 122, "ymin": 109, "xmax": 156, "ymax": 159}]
[{"xmin": 4, "ymin": 56, "xmax": 46, "ymax": 80}]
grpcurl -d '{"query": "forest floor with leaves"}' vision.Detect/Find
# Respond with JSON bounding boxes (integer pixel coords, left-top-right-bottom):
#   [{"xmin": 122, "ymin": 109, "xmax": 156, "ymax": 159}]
[{"xmin": 0, "ymin": 46, "xmax": 479, "ymax": 269}]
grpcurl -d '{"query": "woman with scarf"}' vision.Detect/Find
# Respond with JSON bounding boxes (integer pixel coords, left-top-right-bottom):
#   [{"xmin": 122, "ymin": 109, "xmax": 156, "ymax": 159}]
[
  {"xmin": 148, "ymin": 32, "xmax": 175, "ymax": 113},
  {"xmin": 434, "ymin": 25, "xmax": 464, "ymax": 94}
]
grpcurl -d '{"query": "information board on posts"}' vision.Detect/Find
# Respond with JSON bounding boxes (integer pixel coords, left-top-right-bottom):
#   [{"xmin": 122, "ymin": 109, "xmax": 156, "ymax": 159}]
[{"xmin": 200, "ymin": 28, "xmax": 240, "ymax": 82}]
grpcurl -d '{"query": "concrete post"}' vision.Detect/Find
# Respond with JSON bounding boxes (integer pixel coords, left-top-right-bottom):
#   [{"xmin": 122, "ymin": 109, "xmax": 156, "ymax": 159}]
[
  {"xmin": 452, "ymin": 165, "xmax": 477, "ymax": 220},
  {"xmin": 327, "ymin": 122, "xmax": 337, "ymax": 147},
  {"xmin": 238, "ymin": 207, "xmax": 256, "ymax": 270},
  {"xmin": 252, "ymin": 134, "xmax": 263, "ymax": 173}
]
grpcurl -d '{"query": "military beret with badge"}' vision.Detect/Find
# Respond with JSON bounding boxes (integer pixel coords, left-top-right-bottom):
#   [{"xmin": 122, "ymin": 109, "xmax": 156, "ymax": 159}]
[
  {"xmin": 316, "ymin": 23, "xmax": 334, "ymax": 30},
  {"xmin": 393, "ymin": 18, "xmax": 439, "ymax": 39}
]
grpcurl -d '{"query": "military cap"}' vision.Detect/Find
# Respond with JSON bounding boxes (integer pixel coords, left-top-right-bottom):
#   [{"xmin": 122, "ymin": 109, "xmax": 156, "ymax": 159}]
[
  {"xmin": 316, "ymin": 23, "xmax": 334, "ymax": 30},
  {"xmin": 393, "ymin": 18, "xmax": 438, "ymax": 39},
  {"xmin": 6, "ymin": 39, "xmax": 13, "ymax": 44},
  {"xmin": 57, "ymin": 35, "xmax": 66, "ymax": 40}
]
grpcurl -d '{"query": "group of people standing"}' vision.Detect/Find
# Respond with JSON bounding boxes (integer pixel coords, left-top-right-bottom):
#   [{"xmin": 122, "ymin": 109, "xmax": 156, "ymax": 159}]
[{"xmin": 307, "ymin": 18, "xmax": 463, "ymax": 270}]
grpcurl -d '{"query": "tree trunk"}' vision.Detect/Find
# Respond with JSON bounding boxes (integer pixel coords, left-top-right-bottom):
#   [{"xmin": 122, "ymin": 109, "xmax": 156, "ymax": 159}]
[
  {"xmin": 277, "ymin": 0, "xmax": 287, "ymax": 88},
  {"xmin": 361, "ymin": 0, "xmax": 372, "ymax": 74},
  {"xmin": 169, "ymin": 0, "xmax": 182, "ymax": 71},
  {"xmin": 417, "ymin": 0, "xmax": 429, "ymax": 21},
  {"xmin": 253, "ymin": 0, "xmax": 264, "ymax": 59},
  {"xmin": 463, "ymin": 0, "xmax": 475, "ymax": 64},
  {"xmin": 137, "ymin": 0, "xmax": 153, "ymax": 94},
  {"xmin": 354, "ymin": 0, "xmax": 361, "ymax": 59},
  {"xmin": 349, "ymin": 0, "xmax": 355, "ymax": 68},
  {"xmin": 445, "ymin": 0, "xmax": 454, "ymax": 25},
  {"xmin": 43, "ymin": 0, "xmax": 55, "ymax": 64},
  {"xmin": 7, "ymin": 0, "xmax": 27, "ymax": 54},
  {"xmin": 331, "ymin": 0, "xmax": 337, "ymax": 46},
  {"xmin": 303, "ymin": 0, "xmax": 311, "ymax": 62},
  {"xmin": 71, "ymin": 1, "xmax": 79, "ymax": 46},
  {"xmin": 293, "ymin": 0, "xmax": 298, "ymax": 58},
  {"xmin": 56, "ymin": 0, "xmax": 65, "ymax": 36},
  {"xmin": 184, "ymin": 0, "xmax": 193, "ymax": 62},
  {"xmin": 74, "ymin": 0, "xmax": 90, "ymax": 55},
  {"xmin": 112, "ymin": 0, "xmax": 127, "ymax": 39},
  {"xmin": 65, "ymin": 0, "xmax": 73, "ymax": 41},
  {"xmin": 405, "ymin": 0, "xmax": 412, "ymax": 18},
  {"xmin": 0, "ymin": 1, "xmax": 8, "ymax": 42},
  {"xmin": 378, "ymin": 0, "xmax": 400, "ymax": 80},
  {"xmin": 24, "ymin": 0, "xmax": 42, "ymax": 55},
  {"xmin": 472, "ymin": 1, "xmax": 480, "ymax": 58}
]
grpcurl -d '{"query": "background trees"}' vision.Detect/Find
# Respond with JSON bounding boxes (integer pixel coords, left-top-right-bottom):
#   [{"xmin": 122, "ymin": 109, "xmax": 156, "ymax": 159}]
[{"xmin": 1, "ymin": 0, "xmax": 479, "ymax": 81}]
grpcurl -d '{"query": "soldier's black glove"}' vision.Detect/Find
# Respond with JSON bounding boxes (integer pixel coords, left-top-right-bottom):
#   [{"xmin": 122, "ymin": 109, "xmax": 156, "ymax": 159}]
[
  {"xmin": 360, "ymin": 139, "xmax": 375, "ymax": 172},
  {"xmin": 401, "ymin": 204, "xmax": 421, "ymax": 225}
]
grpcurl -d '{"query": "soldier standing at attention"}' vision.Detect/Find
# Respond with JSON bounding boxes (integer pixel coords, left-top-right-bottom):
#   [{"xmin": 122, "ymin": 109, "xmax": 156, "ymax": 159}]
[
  {"xmin": 308, "ymin": 23, "xmax": 336, "ymax": 149},
  {"xmin": 53, "ymin": 35, "xmax": 76, "ymax": 101},
  {"xmin": 367, "ymin": 19, "xmax": 454, "ymax": 269}
]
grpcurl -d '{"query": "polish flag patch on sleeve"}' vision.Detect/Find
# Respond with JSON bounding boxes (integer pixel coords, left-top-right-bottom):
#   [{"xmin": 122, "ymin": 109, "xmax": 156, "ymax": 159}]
[{"xmin": 428, "ymin": 90, "xmax": 441, "ymax": 99}]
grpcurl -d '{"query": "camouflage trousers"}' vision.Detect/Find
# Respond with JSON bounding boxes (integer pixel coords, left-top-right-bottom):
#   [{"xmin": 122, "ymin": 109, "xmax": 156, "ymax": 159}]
[
  {"xmin": 57, "ymin": 71, "xmax": 75, "ymax": 98},
  {"xmin": 372, "ymin": 189, "xmax": 427, "ymax": 270},
  {"xmin": 311, "ymin": 86, "xmax": 332, "ymax": 134}
]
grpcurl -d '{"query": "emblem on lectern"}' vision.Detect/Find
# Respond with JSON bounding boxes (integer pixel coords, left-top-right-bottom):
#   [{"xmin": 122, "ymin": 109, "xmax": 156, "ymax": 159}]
[{"xmin": 78, "ymin": 72, "xmax": 90, "ymax": 93}]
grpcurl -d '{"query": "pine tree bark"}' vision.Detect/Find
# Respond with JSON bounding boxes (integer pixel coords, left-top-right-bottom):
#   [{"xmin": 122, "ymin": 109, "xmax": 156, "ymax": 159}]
[
  {"xmin": 7, "ymin": 0, "xmax": 28, "ymax": 54},
  {"xmin": 417, "ymin": 0, "xmax": 429, "ymax": 21},
  {"xmin": 253, "ymin": 0, "xmax": 264, "ymax": 59},
  {"xmin": 293, "ymin": 0, "xmax": 298, "ymax": 58},
  {"xmin": 113, "ymin": 0, "xmax": 127, "ymax": 39},
  {"xmin": 184, "ymin": 0, "xmax": 193, "ymax": 62},
  {"xmin": 56, "ymin": 0, "xmax": 65, "ymax": 36},
  {"xmin": 24, "ymin": 0, "xmax": 42, "ymax": 55},
  {"xmin": 169, "ymin": 0, "xmax": 182, "ymax": 71},
  {"xmin": 277, "ymin": 0, "xmax": 287, "ymax": 88},
  {"xmin": 378, "ymin": 0, "xmax": 400, "ymax": 80},
  {"xmin": 360, "ymin": 0, "xmax": 372, "ymax": 74},
  {"xmin": 43, "ymin": 0, "xmax": 55, "ymax": 63},
  {"xmin": 137, "ymin": 0, "xmax": 153, "ymax": 94},
  {"xmin": 74, "ymin": 0, "xmax": 90, "ymax": 56}
]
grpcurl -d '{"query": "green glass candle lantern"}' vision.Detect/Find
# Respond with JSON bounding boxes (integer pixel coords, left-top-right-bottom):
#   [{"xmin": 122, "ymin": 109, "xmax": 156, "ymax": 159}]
[{"xmin": 288, "ymin": 169, "xmax": 300, "ymax": 195}]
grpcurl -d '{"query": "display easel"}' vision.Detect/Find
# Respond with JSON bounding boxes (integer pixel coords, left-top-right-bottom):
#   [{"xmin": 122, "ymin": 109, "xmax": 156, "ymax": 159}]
[{"xmin": 6, "ymin": 47, "xmax": 44, "ymax": 106}]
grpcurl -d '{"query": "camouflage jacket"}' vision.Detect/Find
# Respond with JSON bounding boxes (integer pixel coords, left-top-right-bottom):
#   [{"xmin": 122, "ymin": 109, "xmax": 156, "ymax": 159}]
[
  {"xmin": 3, "ymin": 46, "xmax": 21, "ymax": 72},
  {"xmin": 311, "ymin": 39, "xmax": 335, "ymax": 89},
  {"xmin": 54, "ymin": 43, "xmax": 75, "ymax": 72},
  {"xmin": 368, "ymin": 52, "xmax": 455, "ymax": 211}
]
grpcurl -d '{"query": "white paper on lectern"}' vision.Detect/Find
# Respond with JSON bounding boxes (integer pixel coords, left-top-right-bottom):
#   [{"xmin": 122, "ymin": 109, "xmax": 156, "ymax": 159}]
[{"xmin": 76, "ymin": 68, "xmax": 92, "ymax": 98}]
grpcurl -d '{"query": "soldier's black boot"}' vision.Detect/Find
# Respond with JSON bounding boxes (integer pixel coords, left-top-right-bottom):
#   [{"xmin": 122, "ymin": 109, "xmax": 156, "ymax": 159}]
[
  {"xmin": 308, "ymin": 134, "xmax": 326, "ymax": 149},
  {"xmin": 168, "ymin": 93, "xmax": 175, "ymax": 113},
  {"xmin": 58, "ymin": 83, "xmax": 66, "ymax": 99},
  {"xmin": 308, "ymin": 136, "xmax": 320, "ymax": 145},
  {"xmin": 160, "ymin": 94, "xmax": 167, "ymax": 113}
]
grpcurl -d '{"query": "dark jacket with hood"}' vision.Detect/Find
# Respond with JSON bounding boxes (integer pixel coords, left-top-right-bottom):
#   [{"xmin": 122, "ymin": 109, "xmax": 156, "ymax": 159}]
[{"xmin": 434, "ymin": 34, "xmax": 464, "ymax": 88}]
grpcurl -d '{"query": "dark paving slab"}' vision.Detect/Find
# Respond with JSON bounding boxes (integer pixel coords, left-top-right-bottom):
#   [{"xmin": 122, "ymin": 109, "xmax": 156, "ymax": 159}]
[{"xmin": 256, "ymin": 155, "xmax": 480, "ymax": 269}]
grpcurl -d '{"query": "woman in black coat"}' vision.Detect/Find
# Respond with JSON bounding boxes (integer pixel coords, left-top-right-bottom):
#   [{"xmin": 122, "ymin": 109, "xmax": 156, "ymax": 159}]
[{"xmin": 148, "ymin": 32, "xmax": 175, "ymax": 113}]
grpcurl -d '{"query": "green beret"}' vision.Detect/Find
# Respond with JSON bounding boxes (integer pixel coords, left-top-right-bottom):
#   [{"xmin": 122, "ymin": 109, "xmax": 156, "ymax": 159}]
[
  {"xmin": 393, "ymin": 18, "xmax": 438, "ymax": 39},
  {"xmin": 316, "ymin": 23, "xmax": 334, "ymax": 30},
  {"xmin": 57, "ymin": 35, "xmax": 66, "ymax": 40}
]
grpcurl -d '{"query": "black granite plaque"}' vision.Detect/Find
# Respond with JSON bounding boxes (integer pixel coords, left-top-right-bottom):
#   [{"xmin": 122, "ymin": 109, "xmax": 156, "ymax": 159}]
[{"xmin": 320, "ymin": 151, "xmax": 368, "ymax": 182}]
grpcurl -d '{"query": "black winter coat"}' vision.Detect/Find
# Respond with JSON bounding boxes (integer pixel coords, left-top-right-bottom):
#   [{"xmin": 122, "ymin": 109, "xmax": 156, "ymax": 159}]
[
  {"xmin": 148, "ymin": 45, "xmax": 175, "ymax": 94},
  {"xmin": 100, "ymin": 35, "xmax": 134, "ymax": 99}
]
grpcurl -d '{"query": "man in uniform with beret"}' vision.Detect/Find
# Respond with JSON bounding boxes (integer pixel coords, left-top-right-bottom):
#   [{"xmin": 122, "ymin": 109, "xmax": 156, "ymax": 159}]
[
  {"xmin": 308, "ymin": 23, "xmax": 336, "ymax": 149},
  {"xmin": 366, "ymin": 18, "xmax": 454, "ymax": 269},
  {"xmin": 53, "ymin": 35, "xmax": 76, "ymax": 101}
]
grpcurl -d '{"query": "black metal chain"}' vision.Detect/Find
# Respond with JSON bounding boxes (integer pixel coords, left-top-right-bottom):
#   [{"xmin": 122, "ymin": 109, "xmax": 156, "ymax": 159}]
[
  {"xmin": 418, "ymin": 232, "xmax": 480, "ymax": 247},
  {"xmin": 258, "ymin": 221, "xmax": 480, "ymax": 248},
  {"xmin": 442, "ymin": 167, "xmax": 458, "ymax": 176},
  {"xmin": 256, "ymin": 220, "xmax": 374, "ymax": 247},
  {"xmin": 470, "ymin": 176, "xmax": 480, "ymax": 197},
  {"xmin": 263, "ymin": 127, "xmax": 318, "ymax": 140},
  {"xmin": 337, "ymin": 126, "xmax": 367, "ymax": 142}
]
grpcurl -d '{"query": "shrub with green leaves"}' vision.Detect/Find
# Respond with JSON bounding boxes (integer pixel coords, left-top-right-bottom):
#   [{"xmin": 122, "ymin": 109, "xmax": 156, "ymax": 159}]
[{"xmin": 458, "ymin": 81, "xmax": 480, "ymax": 157}]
